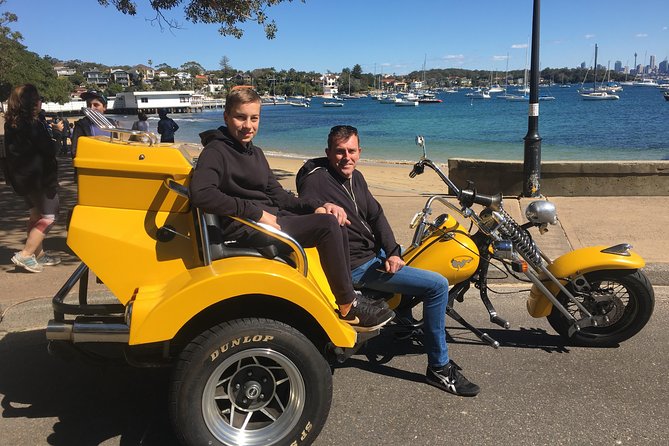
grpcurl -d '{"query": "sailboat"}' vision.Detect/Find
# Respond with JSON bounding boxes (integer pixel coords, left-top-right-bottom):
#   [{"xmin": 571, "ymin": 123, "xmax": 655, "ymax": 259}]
[
  {"xmin": 505, "ymin": 45, "xmax": 531, "ymax": 101},
  {"xmin": 580, "ymin": 44, "xmax": 619, "ymax": 100},
  {"xmin": 496, "ymin": 52, "xmax": 516, "ymax": 99}
]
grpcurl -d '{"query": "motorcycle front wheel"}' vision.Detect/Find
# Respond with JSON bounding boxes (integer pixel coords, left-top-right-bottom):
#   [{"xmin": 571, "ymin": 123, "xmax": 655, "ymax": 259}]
[{"xmin": 546, "ymin": 269, "xmax": 654, "ymax": 347}]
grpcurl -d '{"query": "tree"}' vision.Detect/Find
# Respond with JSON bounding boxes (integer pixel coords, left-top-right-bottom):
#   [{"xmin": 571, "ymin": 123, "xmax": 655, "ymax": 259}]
[
  {"xmin": 351, "ymin": 64, "xmax": 362, "ymax": 79},
  {"xmin": 97, "ymin": 0, "xmax": 305, "ymax": 39},
  {"xmin": 0, "ymin": 2, "xmax": 70, "ymax": 102},
  {"xmin": 106, "ymin": 82, "xmax": 124, "ymax": 96},
  {"xmin": 180, "ymin": 60, "xmax": 205, "ymax": 77},
  {"xmin": 0, "ymin": 0, "xmax": 21, "ymax": 41},
  {"xmin": 219, "ymin": 55, "xmax": 233, "ymax": 80},
  {"xmin": 69, "ymin": 72, "xmax": 85, "ymax": 87},
  {"xmin": 153, "ymin": 79, "xmax": 175, "ymax": 91}
]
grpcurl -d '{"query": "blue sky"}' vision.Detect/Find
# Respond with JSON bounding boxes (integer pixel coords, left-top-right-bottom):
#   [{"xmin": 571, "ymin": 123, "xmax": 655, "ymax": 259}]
[{"xmin": 7, "ymin": 0, "xmax": 669, "ymax": 74}]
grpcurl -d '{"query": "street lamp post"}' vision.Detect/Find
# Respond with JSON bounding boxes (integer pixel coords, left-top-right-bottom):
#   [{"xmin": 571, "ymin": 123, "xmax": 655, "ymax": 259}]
[{"xmin": 523, "ymin": 0, "xmax": 542, "ymax": 197}]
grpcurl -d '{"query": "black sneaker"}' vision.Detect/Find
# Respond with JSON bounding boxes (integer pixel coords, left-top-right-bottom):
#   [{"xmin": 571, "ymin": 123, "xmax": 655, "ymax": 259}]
[
  {"xmin": 426, "ymin": 361, "xmax": 480, "ymax": 397},
  {"xmin": 354, "ymin": 290, "xmax": 390, "ymax": 310},
  {"xmin": 337, "ymin": 298, "xmax": 395, "ymax": 332}
]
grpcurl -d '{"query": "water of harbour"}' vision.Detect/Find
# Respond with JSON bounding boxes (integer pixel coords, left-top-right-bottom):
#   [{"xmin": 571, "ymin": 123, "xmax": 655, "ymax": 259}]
[{"xmin": 116, "ymin": 86, "xmax": 669, "ymax": 163}]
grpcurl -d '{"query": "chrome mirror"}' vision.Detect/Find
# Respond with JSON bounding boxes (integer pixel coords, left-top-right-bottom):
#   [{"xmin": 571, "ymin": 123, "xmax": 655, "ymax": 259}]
[{"xmin": 415, "ymin": 135, "xmax": 427, "ymax": 159}]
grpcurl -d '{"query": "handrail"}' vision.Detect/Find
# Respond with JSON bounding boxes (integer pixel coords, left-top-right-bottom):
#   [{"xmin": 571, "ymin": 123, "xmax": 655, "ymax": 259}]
[
  {"xmin": 229, "ymin": 216, "xmax": 308, "ymax": 277},
  {"xmin": 82, "ymin": 107, "xmax": 159, "ymax": 146}
]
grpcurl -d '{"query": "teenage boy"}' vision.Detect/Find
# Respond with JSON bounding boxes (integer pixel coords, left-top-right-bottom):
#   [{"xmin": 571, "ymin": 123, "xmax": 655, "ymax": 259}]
[
  {"xmin": 71, "ymin": 90, "xmax": 117, "ymax": 157},
  {"xmin": 189, "ymin": 89, "xmax": 394, "ymax": 332},
  {"xmin": 296, "ymin": 125, "xmax": 480, "ymax": 396}
]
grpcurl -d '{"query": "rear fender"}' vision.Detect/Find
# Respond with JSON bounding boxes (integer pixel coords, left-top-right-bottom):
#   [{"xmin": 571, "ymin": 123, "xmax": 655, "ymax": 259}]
[
  {"xmin": 527, "ymin": 245, "xmax": 645, "ymax": 318},
  {"xmin": 129, "ymin": 257, "xmax": 356, "ymax": 348}
]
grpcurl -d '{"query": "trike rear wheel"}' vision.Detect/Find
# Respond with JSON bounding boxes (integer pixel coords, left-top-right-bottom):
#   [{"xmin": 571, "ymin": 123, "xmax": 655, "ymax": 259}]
[{"xmin": 169, "ymin": 318, "xmax": 332, "ymax": 446}]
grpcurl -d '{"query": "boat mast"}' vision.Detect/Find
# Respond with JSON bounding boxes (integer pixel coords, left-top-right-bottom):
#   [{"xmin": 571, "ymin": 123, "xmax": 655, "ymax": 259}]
[
  {"xmin": 523, "ymin": 39, "xmax": 529, "ymax": 94},
  {"xmin": 593, "ymin": 44, "xmax": 598, "ymax": 92},
  {"xmin": 504, "ymin": 52, "xmax": 509, "ymax": 93}
]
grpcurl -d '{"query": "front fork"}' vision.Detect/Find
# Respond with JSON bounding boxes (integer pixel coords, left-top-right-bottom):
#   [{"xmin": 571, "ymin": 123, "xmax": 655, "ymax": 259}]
[{"xmin": 447, "ymin": 248, "xmax": 510, "ymax": 349}]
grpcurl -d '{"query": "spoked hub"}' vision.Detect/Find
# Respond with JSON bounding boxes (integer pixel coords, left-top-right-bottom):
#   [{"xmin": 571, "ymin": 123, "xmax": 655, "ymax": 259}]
[
  {"xmin": 229, "ymin": 365, "xmax": 276, "ymax": 412},
  {"xmin": 202, "ymin": 348, "xmax": 306, "ymax": 446},
  {"xmin": 579, "ymin": 281, "xmax": 629, "ymax": 327}
]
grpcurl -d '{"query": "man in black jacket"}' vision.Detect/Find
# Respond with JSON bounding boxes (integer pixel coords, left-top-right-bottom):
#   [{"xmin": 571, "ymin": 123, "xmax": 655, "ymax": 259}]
[
  {"xmin": 296, "ymin": 125, "xmax": 480, "ymax": 397},
  {"xmin": 189, "ymin": 89, "xmax": 393, "ymax": 332}
]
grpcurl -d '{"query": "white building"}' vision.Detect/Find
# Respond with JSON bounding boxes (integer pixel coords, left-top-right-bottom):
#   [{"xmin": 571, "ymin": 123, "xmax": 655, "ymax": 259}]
[
  {"xmin": 321, "ymin": 74, "xmax": 339, "ymax": 98},
  {"xmin": 111, "ymin": 91, "xmax": 201, "ymax": 114},
  {"xmin": 54, "ymin": 66, "xmax": 76, "ymax": 76}
]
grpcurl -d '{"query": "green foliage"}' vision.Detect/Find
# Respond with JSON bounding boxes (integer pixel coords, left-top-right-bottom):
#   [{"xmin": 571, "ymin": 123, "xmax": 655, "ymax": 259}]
[
  {"xmin": 98, "ymin": 0, "xmax": 305, "ymax": 39},
  {"xmin": 69, "ymin": 72, "xmax": 85, "ymax": 87},
  {"xmin": 180, "ymin": 60, "xmax": 206, "ymax": 76},
  {"xmin": 106, "ymin": 82, "xmax": 124, "ymax": 96},
  {"xmin": 153, "ymin": 79, "xmax": 175, "ymax": 91},
  {"xmin": 0, "ymin": 34, "xmax": 70, "ymax": 102}
]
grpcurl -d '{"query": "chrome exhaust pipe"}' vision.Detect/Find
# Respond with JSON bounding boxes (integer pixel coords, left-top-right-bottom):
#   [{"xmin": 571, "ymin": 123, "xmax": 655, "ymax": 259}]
[{"xmin": 47, "ymin": 317, "xmax": 129, "ymax": 343}]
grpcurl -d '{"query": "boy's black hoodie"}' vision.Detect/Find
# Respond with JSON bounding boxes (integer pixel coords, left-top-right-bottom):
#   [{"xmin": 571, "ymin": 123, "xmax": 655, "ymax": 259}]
[
  {"xmin": 190, "ymin": 126, "xmax": 324, "ymax": 241},
  {"xmin": 296, "ymin": 157, "xmax": 400, "ymax": 269}
]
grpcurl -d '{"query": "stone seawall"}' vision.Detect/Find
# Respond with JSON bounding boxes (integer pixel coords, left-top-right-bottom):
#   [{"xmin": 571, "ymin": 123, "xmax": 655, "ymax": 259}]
[{"xmin": 448, "ymin": 159, "xmax": 669, "ymax": 196}]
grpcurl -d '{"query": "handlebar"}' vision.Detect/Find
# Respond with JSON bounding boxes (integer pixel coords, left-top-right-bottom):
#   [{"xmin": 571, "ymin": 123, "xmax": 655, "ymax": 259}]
[
  {"xmin": 409, "ymin": 158, "xmax": 502, "ymax": 210},
  {"xmin": 458, "ymin": 189, "xmax": 502, "ymax": 210}
]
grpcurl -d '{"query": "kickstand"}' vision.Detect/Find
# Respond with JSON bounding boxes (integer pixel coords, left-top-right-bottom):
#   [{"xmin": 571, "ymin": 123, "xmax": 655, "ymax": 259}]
[{"xmin": 447, "ymin": 306, "xmax": 500, "ymax": 349}]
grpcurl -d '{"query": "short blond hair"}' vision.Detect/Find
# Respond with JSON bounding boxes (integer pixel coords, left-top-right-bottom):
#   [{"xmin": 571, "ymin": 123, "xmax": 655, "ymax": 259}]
[{"xmin": 225, "ymin": 88, "xmax": 261, "ymax": 114}]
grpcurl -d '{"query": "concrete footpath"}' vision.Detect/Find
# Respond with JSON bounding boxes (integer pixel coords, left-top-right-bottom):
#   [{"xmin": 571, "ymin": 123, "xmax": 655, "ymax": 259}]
[{"xmin": 0, "ymin": 156, "xmax": 667, "ymax": 315}]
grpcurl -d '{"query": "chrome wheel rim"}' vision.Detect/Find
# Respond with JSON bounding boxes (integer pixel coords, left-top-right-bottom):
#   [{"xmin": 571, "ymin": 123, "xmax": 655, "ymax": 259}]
[{"xmin": 202, "ymin": 348, "xmax": 306, "ymax": 446}]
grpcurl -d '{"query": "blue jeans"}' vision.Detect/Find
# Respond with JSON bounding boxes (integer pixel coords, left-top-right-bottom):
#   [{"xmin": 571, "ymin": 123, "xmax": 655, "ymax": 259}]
[{"xmin": 351, "ymin": 252, "xmax": 449, "ymax": 368}]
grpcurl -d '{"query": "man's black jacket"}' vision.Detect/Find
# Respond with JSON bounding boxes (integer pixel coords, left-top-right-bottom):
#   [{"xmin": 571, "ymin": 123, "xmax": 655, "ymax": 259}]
[{"xmin": 296, "ymin": 157, "xmax": 400, "ymax": 269}]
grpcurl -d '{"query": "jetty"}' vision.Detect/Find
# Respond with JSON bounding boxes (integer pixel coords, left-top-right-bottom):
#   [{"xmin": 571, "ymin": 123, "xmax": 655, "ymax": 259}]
[{"xmin": 39, "ymin": 91, "xmax": 224, "ymax": 116}]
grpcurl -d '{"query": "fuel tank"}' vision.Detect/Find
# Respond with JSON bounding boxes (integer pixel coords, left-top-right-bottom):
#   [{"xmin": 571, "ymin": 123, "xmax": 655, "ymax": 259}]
[{"xmin": 403, "ymin": 214, "xmax": 479, "ymax": 286}]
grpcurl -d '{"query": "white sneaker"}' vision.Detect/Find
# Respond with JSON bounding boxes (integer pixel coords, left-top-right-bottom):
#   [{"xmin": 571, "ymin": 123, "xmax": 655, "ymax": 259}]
[
  {"xmin": 11, "ymin": 252, "xmax": 43, "ymax": 273},
  {"xmin": 37, "ymin": 252, "xmax": 61, "ymax": 266}
]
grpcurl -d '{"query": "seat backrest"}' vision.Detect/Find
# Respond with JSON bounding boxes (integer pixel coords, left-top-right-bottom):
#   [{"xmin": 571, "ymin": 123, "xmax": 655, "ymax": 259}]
[{"xmin": 203, "ymin": 213, "xmax": 283, "ymax": 262}]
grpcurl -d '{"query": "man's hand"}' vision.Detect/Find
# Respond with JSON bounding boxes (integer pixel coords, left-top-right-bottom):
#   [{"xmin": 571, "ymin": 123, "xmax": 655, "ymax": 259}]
[
  {"xmin": 316, "ymin": 202, "xmax": 350, "ymax": 226},
  {"xmin": 259, "ymin": 210, "xmax": 281, "ymax": 230},
  {"xmin": 384, "ymin": 255, "xmax": 405, "ymax": 273}
]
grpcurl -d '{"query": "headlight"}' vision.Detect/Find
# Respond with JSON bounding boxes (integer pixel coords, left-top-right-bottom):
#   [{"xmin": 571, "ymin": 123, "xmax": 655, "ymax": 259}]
[{"xmin": 525, "ymin": 200, "xmax": 558, "ymax": 225}]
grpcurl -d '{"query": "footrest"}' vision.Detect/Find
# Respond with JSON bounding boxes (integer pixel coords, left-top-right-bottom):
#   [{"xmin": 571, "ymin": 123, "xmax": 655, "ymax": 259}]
[{"xmin": 490, "ymin": 315, "xmax": 510, "ymax": 329}]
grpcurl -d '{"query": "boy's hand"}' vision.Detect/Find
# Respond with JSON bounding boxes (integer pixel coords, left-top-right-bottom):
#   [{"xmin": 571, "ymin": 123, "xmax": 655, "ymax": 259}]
[{"xmin": 317, "ymin": 202, "xmax": 350, "ymax": 226}]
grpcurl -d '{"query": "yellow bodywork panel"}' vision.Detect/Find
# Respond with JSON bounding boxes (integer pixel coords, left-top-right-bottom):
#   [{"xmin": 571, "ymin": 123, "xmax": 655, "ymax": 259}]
[
  {"xmin": 74, "ymin": 136, "xmax": 192, "ymax": 212},
  {"xmin": 129, "ymin": 255, "xmax": 356, "ymax": 347},
  {"xmin": 527, "ymin": 245, "xmax": 645, "ymax": 318},
  {"xmin": 404, "ymin": 214, "xmax": 480, "ymax": 286},
  {"xmin": 68, "ymin": 205, "xmax": 199, "ymax": 303}
]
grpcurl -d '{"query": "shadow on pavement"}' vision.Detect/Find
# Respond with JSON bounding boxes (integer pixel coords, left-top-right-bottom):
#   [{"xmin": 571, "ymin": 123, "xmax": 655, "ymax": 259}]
[
  {"xmin": 0, "ymin": 329, "xmax": 179, "ymax": 445},
  {"xmin": 341, "ymin": 323, "xmax": 573, "ymax": 372}
]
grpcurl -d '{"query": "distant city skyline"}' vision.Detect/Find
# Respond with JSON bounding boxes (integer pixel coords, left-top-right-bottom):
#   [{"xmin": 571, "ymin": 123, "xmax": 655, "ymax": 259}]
[{"xmin": 6, "ymin": 0, "xmax": 669, "ymax": 75}]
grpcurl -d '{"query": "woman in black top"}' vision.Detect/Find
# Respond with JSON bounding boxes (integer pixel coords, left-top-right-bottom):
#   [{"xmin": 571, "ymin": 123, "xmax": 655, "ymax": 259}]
[{"xmin": 4, "ymin": 84, "xmax": 63, "ymax": 272}]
